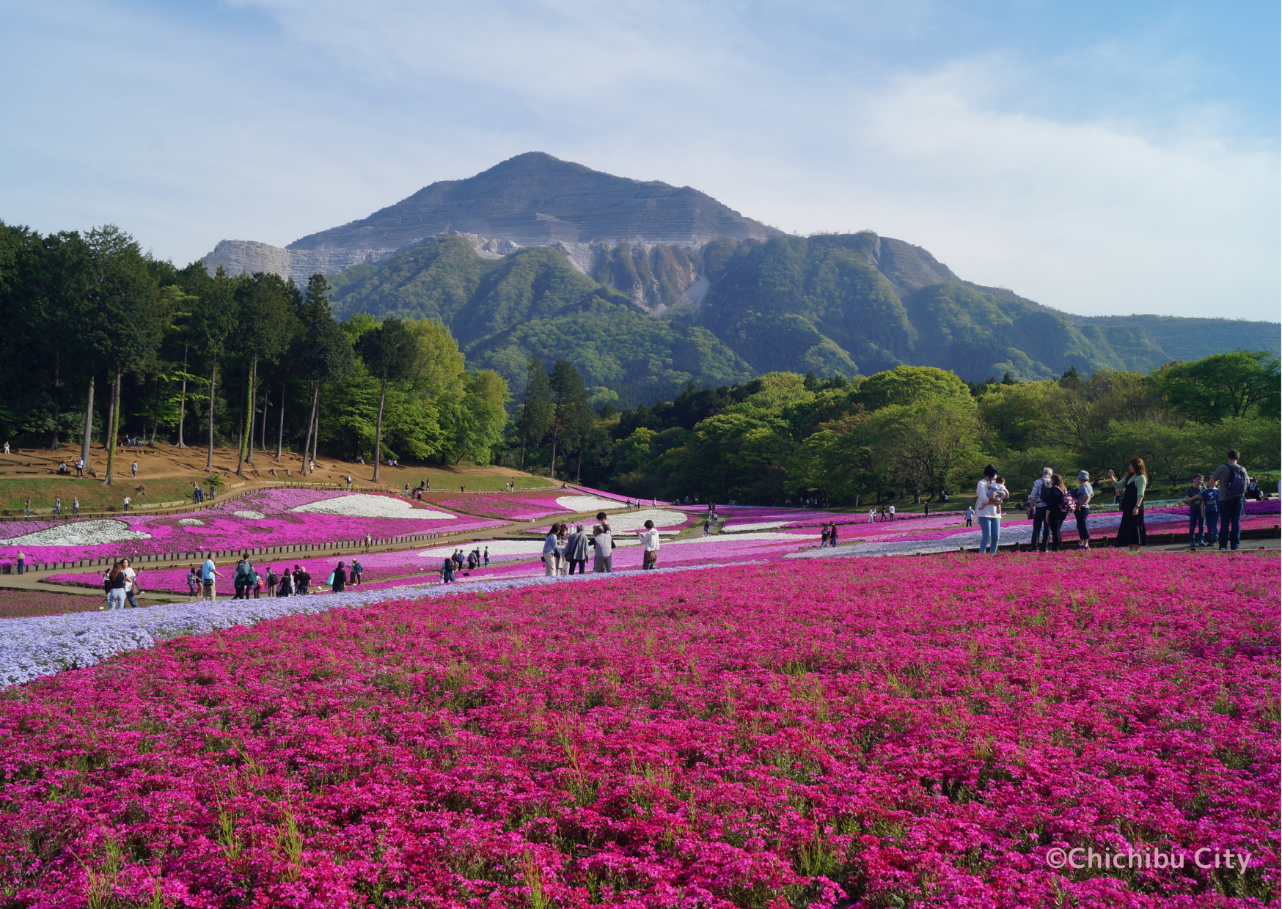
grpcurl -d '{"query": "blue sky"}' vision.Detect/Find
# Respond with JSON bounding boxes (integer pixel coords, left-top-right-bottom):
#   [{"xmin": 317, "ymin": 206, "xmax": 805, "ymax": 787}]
[{"xmin": 1, "ymin": 0, "xmax": 1278, "ymax": 321}]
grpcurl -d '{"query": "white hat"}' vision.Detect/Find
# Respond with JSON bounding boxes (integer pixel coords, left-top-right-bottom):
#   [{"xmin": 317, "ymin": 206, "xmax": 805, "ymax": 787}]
[{"xmin": 1042, "ymin": 467, "xmax": 1053, "ymax": 475}]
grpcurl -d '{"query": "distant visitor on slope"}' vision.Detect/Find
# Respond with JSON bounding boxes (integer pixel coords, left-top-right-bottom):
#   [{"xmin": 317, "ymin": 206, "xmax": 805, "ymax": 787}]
[{"xmin": 636, "ymin": 520, "xmax": 661, "ymax": 569}]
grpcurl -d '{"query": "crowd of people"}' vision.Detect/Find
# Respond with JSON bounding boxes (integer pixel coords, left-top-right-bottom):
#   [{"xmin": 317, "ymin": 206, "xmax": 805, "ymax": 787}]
[{"xmin": 536, "ymin": 512, "xmax": 620, "ymax": 576}]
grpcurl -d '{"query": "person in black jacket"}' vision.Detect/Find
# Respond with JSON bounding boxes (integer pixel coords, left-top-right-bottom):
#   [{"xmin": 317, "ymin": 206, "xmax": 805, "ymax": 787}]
[
  {"xmin": 1042, "ymin": 474, "xmax": 1073, "ymax": 552},
  {"xmin": 331, "ymin": 561, "xmax": 347, "ymax": 593}
]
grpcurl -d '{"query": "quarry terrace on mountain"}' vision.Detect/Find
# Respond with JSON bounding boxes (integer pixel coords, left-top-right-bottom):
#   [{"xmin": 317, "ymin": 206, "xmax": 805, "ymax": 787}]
[{"xmin": 202, "ymin": 152, "xmax": 1279, "ymax": 407}]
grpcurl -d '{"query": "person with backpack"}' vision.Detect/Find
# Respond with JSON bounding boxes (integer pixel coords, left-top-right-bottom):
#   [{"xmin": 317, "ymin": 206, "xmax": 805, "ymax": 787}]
[
  {"xmin": 1071, "ymin": 471, "xmax": 1094, "ymax": 550},
  {"xmin": 1210, "ymin": 450, "xmax": 1250, "ymax": 551},
  {"xmin": 233, "ymin": 553, "xmax": 254, "ymax": 599},
  {"xmin": 440, "ymin": 557, "xmax": 455, "ymax": 584},
  {"xmin": 264, "ymin": 566, "xmax": 277, "ymax": 597},
  {"xmin": 1028, "ymin": 467, "xmax": 1053, "ymax": 552},
  {"xmin": 1108, "ymin": 459, "xmax": 1148, "ymax": 553},
  {"xmin": 186, "ymin": 565, "xmax": 201, "ymax": 601},
  {"xmin": 1041, "ymin": 474, "xmax": 1074, "ymax": 552}
]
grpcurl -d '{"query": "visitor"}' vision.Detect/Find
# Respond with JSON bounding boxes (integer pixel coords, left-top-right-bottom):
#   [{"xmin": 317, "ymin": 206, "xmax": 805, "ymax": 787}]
[
  {"xmin": 201, "ymin": 555, "xmax": 219, "ymax": 601},
  {"xmin": 346, "ymin": 476, "xmax": 352, "ymax": 491},
  {"xmin": 819, "ymin": 524, "xmax": 830, "ymax": 548},
  {"xmin": 277, "ymin": 566, "xmax": 294, "ymax": 597},
  {"xmin": 975, "ymin": 465, "xmax": 1003, "ymax": 555},
  {"xmin": 351, "ymin": 559, "xmax": 363, "ymax": 585},
  {"xmin": 331, "ymin": 561, "xmax": 347, "ymax": 593},
  {"xmin": 483, "ymin": 547, "xmax": 489, "ymax": 567},
  {"xmin": 75, "ymin": 458, "xmax": 84, "ymax": 478},
  {"xmin": 24, "ymin": 498, "xmax": 31, "ymax": 518},
  {"xmin": 265, "ymin": 566, "xmax": 277, "ymax": 597},
  {"xmin": 233, "ymin": 553, "xmax": 254, "ymax": 599},
  {"xmin": 131, "ymin": 460, "xmax": 138, "ymax": 478},
  {"xmin": 107, "ymin": 561, "xmax": 128, "ymax": 610},
  {"xmin": 453, "ymin": 549, "xmax": 464, "ymax": 571},
  {"xmin": 556, "ymin": 524, "xmax": 569, "ymax": 575},
  {"xmin": 404, "ymin": 484, "xmax": 409, "ymax": 497},
  {"xmin": 72, "ymin": 497, "xmax": 79, "ymax": 516},
  {"xmin": 2, "ymin": 441, "xmax": 7, "ymax": 454},
  {"xmin": 924, "ymin": 503, "xmax": 930, "ymax": 518},
  {"xmin": 186, "ymin": 565, "xmax": 200, "ymax": 600},
  {"xmin": 1041, "ymin": 474, "xmax": 1072, "ymax": 552},
  {"xmin": 637, "ymin": 519, "xmax": 661, "ymax": 569},
  {"xmin": 566, "ymin": 523, "xmax": 590, "ymax": 574},
  {"xmin": 888, "ymin": 504, "xmax": 895, "ymax": 521},
  {"xmin": 121, "ymin": 559, "xmax": 140, "ymax": 609},
  {"xmin": 467, "ymin": 550, "xmax": 478, "ymax": 570},
  {"xmin": 829, "ymin": 523, "xmax": 839, "ymax": 546},
  {"xmin": 53, "ymin": 497, "xmax": 62, "ymax": 516},
  {"xmin": 1210, "ymin": 449, "xmax": 1250, "ymax": 551},
  {"xmin": 1184, "ymin": 474, "xmax": 1207, "ymax": 550},
  {"xmin": 16, "ymin": 550, "xmax": 25, "ymax": 575},
  {"xmin": 1108, "ymin": 459, "xmax": 1148, "ymax": 553},
  {"xmin": 1202, "ymin": 480, "xmax": 1220, "ymax": 547},
  {"xmin": 1247, "ymin": 477, "xmax": 1261, "ymax": 500},
  {"xmin": 703, "ymin": 516, "xmax": 712, "ymax": 536},
  {"xmin": 440, "ymin": 557, "xmax": 455, "ymax": 584},
  {"xmin": 965, "ymin": 505, "xmax": 974, "ymax": 527},
  {"xmin": 867, "ymin": 508, "xmax": 875, "ymax": 524},
  {"xmin": 1028, "ymin": 467, "xmax": 1052, "ymax": 552},
  {"xmin": 1072, "ymin": 471, "xmax": 1093, "ymax": 550},
  {"xmin": 592, "ymin": 513, "xmax": 614, "ymax": 573},
  {"xmin": 122, "ymin": 495, "xmax": 131, "ymax": 514},
  {"xmin": 294, "ymin": 564, "xmax": 310, "ymax": 595}
]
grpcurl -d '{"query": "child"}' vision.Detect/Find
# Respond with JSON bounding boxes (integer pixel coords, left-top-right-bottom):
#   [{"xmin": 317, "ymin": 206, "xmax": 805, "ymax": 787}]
[
  {"xmin": 991, "ymin": 476, "xmax": 1010, "ymax": 512},
  {"xmin": 186, "ymin": 565, "xmax": 200, "ymax": 601}
]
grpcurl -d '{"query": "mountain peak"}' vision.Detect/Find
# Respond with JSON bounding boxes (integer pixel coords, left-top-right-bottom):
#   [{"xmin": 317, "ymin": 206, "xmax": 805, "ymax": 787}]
[{"xmin": 288, "ymin": 153, "xmax": 777, "ymax": 251}]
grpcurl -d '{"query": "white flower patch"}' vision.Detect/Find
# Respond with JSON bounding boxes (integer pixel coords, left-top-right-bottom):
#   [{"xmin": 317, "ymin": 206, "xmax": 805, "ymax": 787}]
[
  {"xmin": 670, "ymin": 530, "xmax": 816, "ymax": 545},
  {"xmin": 419, "ymin": 540, "xmax": 544, "ymax": 561},
  {"xmin": 719, "ymin": 521, "xmax": 791, "ymax": 533},
  {"xmin": 233, "ymin": 510, "xmax": 266, "ymax": 520},
  {"xmin": 601, "ymin": 509, "xmax": 687, "ymax": 533},
  {"xmin": 556, "ymin": 495, "xmax": 624, "ymax": 514},
  {"xmin": 178, "ymin": 518, "xmax": 204, "ymax": 526},
  {"xmin": 0, "ymin": 519, "xmax": 150, "ymax": 548},
  {"xmin": 293, "ymin": 494, "xmax": 456, "ymax": 520}
]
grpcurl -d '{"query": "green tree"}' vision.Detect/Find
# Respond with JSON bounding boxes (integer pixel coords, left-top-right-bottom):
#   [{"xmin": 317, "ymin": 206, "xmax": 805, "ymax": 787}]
[
  {"xmin": 358, "ymin": 318, "xmax": 421, "ymax": 482},
  {"xmin": 180, "ymin": 265, "xmax": 237, "ymax": 472},
  {"xmin": 515, "ymin": 355, "xmax": 553, "ymax": 470},
  {"xmin": 232, "ymin": 273, "xmax": 296, "ymax": 476},
  {"xmin": 1155, "ymin": 351, "xmax": 1281, "ymax": 422},
  {"xmin": 856, "ymin": 365, "xmax": 970, "ymax": 410},
  {"xmin": 444, "ymin": 370, "xmax": 509, "ymax": 463},
  {"xmin": 547, "ymin": 360, "xmax": 592, "ymax": 480},
  {"xmin": 297, "ymin": 277, "xmax": 354, "ymax": 472}
]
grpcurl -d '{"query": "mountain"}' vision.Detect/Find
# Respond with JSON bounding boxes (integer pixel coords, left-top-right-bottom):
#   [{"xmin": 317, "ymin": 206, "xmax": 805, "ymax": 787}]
[{"xmin": 203, "ymin": 153, "xmax": 1281, "ymax": 403}]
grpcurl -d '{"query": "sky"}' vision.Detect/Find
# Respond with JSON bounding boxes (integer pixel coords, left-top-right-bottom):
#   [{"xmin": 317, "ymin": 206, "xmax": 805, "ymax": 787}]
[{"xmin": 1, "ymin": 0, "xmax": 1278, "ymax": 321}]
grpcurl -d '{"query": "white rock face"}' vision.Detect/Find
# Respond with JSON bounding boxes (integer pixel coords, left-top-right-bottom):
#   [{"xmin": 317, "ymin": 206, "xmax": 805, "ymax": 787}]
[
  {"xmin": 201, "ymin": 240, "xmax": 397, "ymax": 281},
  {"xmin": 0, "ymin": 520, "xmax": 150, "ymax": 548},
  {"xmin": 292, "ymin": 494, "xmax": 456, "ymax": 520}
]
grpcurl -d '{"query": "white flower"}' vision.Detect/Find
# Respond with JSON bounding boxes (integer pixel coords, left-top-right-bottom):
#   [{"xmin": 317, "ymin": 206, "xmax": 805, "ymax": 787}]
[
  {"xmin": 599, "ymin": 509, "xmax": 687, "ymax": 533},
  {"xmin": 419, "ymin": 540, "xmax": 544, "ymax": 560},
  {"xmin": 670, "ymin": 530, "xmax": 815, "ymax": 545},
  {"xmin": 555, "ymin": 495, "xmax": 624, "ymax": 513},
  {"xmin": 292, "ymin": 494, "xmax": 456, "ymax": 520},
  {"xmin": 232, "ymin": 510, "xmax": 266, "ymax": 520},
  {"xmin": 720, "ymin": 521, "xmax": 791, "ymax": 533},
  {"xmin": 0, "ymin": 519, "xmax": 150, "ymax": 548},
  {"xmin": 178, "ymin": 518, "xmax": 204, "ymax": 526}
]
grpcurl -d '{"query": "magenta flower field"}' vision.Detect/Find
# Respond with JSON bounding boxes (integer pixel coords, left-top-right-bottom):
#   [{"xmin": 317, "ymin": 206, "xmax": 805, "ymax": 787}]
[{"xmin": 0, "ymin": 552, "xmax": 1276, "ymax": 908}]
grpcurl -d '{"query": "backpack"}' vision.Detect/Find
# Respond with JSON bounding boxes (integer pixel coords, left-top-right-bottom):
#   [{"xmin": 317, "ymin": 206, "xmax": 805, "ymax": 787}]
[
  {"xmin": 1222, "ymin": 464, "xmax": 1248, "ymax": 499},
  {"xmin": 235, "ymin": 561, "xmax": 251, "ymax": 580}
]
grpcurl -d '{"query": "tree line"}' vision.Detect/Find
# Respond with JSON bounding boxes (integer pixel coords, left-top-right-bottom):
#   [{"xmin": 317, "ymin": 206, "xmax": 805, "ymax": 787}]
[
  {"xmin": 0, "ymin": 222, "xmax": 507, "ymax": 483},
  {"xmin": 507, "ymin": 352, "xmax": 1280, "ymax": 505}
]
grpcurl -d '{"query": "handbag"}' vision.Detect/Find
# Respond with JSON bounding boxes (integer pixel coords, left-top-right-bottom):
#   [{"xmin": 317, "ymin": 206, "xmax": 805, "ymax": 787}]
[{"xmin": 327, "ymin": 572, "xmax": 335, "ymax": 586}]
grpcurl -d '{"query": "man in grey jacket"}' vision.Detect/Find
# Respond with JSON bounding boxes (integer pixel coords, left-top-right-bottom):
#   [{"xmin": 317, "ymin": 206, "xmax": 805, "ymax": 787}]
[
  {"xmin": 591, "ymin": 512, "xmax": 613, "ymax": 573},
  {"xmin": 1029, "ymin": 467, "xmax": 1053, "ymax": 552},
  {"xmin": 566, "ymin": 523, "xmax": 591, "ymax": 574}
]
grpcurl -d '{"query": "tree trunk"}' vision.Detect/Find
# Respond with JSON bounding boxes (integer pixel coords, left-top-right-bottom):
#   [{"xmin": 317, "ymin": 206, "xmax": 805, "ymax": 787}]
[
  {"xmin": 80, "ymin": 375, "xmax": 95, "ymax": 469},
  {"xmin": 518, "ymin": 440, "xmax": 526, "ymax": 471},
  {"xmin": 548, "ymin": 427, "xmax": 558, "ymax": 481},
  {"xmin": 302, "ymin": 379, "xmax": 319, "ymax": 475},
  {"xmin": 311, "ymin": 404, "xmax": 320, "ymax": 471},
  {"xmin": 50, "ymin": 351, "xmax": 61, "ymax": 450},
  {"xmin": 260, "ymin": 386, "xmax": 269, "ymax": 453},
  {"xmin": 372, "ymin": 377, "xmax": 387, "ymax": 483},
  {"xmin": 575, "ymin": 448, "xmax": 583, "ymax": 482},
  {"xmin": 206, "ymin": 361, "xmax": 218, "ymax": 473},
  {"xmin": 236, "ymin": 358, "xmax": 254, "ymax": 477},
  {"xmin": 149, "ymin": 381, "xmax": 161, "ymax": 445},
  {"xmin": 104, "ymin": 366, "xmax": 122, "ymax": 486},
  {"xmin": 176, "ymin": 346, "xmax": 188, "ymax": 447},
  {"xmin": 102, "ymin": 372, "xmax": 116, "ymax": 451},
  {"xmin": 246, "ymin": 356, "xmax": 258, "ymax": 467},
  {"xmin": 276, "ymin": 379, "xmax": 286, "ymax": 462}
]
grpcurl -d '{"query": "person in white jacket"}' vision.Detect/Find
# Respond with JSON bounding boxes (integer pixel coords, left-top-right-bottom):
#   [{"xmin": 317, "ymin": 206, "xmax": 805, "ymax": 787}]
[{"xmin": 636, "ymin": 520, "xmax": 661, "ymax": 569}]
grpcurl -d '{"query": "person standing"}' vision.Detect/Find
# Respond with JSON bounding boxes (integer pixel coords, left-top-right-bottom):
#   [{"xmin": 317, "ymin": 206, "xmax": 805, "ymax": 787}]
[
  {"xmin": 1210, "ymin": 449, "xmax": 1250, "ymax": 551},
  {"xmin": 1028, "ymin": 467, "xmax": 1052, "ymax": 552},
  {"xmin": 555, "ymin": 524, "xmax": 569, "ymax": 575},
  {"xmin": 53, "ymin": 497, "xmax": 62, "ymax": 516},
  {"xmin": 964, "ymin": 505, "xmax": 974, "ymax": 527},
  {"xmin": 265, "ymin": 566, "xmax": 277, "ymax": 597},
  {"xmin": 331, "ymin": 561, "xmax": 347, "ymax": 593},
  {"xmin": 819, "ymin": 524, "xmax": 830, "ymax": 548},
  {"xmin": 201, "ymin": 555, "xmax": 219, "ymax": 601},
  {"xmin": 1183, "ymin": 474, "xmax": 1206, "ymax": 550},
  {"xmin": 1071, "ymin": 471, "xmax": 1093, "ymax": 550},
  {"xmin": 121, "ymin": 559, "xmax": 140, "ymax": 608},
  {"xmin": 122, "ymin": 495, "xmax": 131, "ymax": 514},
  {"xmin": 131, "ymin": 460, "xmax": 138, "ymax": 478},
  {"xmin": 186, "ymin": 565, "xmax": 200, "ymax": 601},
  {"xmin": 566, "ymin": 523, "xmax": 590, "ymax": 575},
  {"xmin": 76, "ymin": 458, "xmax": 84, "ymax": 478},
  {"xmin": 1109, "ymin": 459, "xmax": 1148, "ymax": 553},
  {"xmin": 591, "ymin": 514, "xmax": 614, "ymax": 573},
  {"xmin": 637, "ymin": 519, "xmax": 661, "ymax": 569},
  {"xmin": 440, "ymin": 557, "xmax": 455, "ymax": 584},
  {"xmin": 72, "ymin": 497, "xmax": 79, "ymax": 517},
  {"xmin": 351, "ymin": 559, "xmax": 363, "ymax": 585},
  {"xmin": 1202, "ymin": 480, "xmax": 1220, "ymax": 547},
  {"xmin": 346, "ymin": 475, "xmax": 353, "ymax": 491},
  {"xmin": 1041, "ymin": 474, "xmax": 1072, "ymax": 552},
  {"xmin": 888, "ymin": 504, "xmax": 896, "ymax": 521},
  {"xmin": 107, "ymin": 561, "xmax": 128, "ymax": 610},
  {"xmin": 829, "ymin": 523, "xmax": 839, "ymax": 547},
  {"xmin": 483, "ymin": 547, "xmax": 490, "ymax": 568},
  {"xmin": 294, "ymin": 564, "xmax": 310, "ymax": 595},
  {"xmin": 233, "ymin": 553, "xmax": 254, "ymax": 599},
  {"xmin": 542, "ymin": 524, "xmax": 559, "ymax": 577},
  {"xmin": 16, "ymin": 550, "xmax": 25, "ymax": 575},
  {"xmin": 975, "ymin": 465, "xmax": 1003, "ymax": 555},
  {"xmin": 277, "ymin": 565, "xmax": 294, "ymax": 597},
  {"xmin": 23, "ymin": 498, "xmax": 30, "ymax": 518}
]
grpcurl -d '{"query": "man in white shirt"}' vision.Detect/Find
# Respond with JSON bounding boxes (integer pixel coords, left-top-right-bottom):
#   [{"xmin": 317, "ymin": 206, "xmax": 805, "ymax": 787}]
[
  {"xmin": 636, "ymin": 520, "xmax": 661, "ymax": 569},
  {"xmin": 121, "ymin": 559, "xmax": 140, "ymax": 609},
  {"xmin": 888, "ymin": 504, "xmax": 896, "ymax": 521},
  {"xmin": 201, "ymin": 556, "xmax": 219, "ymax": 601}
]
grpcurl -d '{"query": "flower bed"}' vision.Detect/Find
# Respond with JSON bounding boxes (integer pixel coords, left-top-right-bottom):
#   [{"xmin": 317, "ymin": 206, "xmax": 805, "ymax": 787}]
[
  {"xmin": 0, "ymin": 553, "xmax": 1276, "ymax": 906},
  {"xmin": 0, "ymin": 589, "xmax": 109, "ymax": 620},
  {"xmin": 0, "ymin": 489, "xmax": 508, "ymax": 564}
]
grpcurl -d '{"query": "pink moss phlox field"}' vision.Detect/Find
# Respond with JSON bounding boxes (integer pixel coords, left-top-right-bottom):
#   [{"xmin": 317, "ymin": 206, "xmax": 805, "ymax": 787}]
[
  {"xmin": 1, "ymin": 553, "xmax": 1277, "ymax": 908},
  {"xmin": 0, "ymin": 489, "xmax": 508, "ymax": 563}
]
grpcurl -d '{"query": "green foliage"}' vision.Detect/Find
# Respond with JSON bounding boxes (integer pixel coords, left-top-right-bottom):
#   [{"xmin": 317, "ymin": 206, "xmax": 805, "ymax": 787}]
[{"xmin": 1154, "ymin": 350, "xmax": 1280, "ymax": 422}]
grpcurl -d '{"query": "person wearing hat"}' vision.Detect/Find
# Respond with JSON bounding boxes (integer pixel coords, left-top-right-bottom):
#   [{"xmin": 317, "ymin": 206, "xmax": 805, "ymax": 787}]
[
  {"xmin": 1071, "ymin": 470, "xmax": 1094, "ymax": 550},
  {"xmin": 1028, "ymin": 467, "xmax": 1054, "ymax": 552}
]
